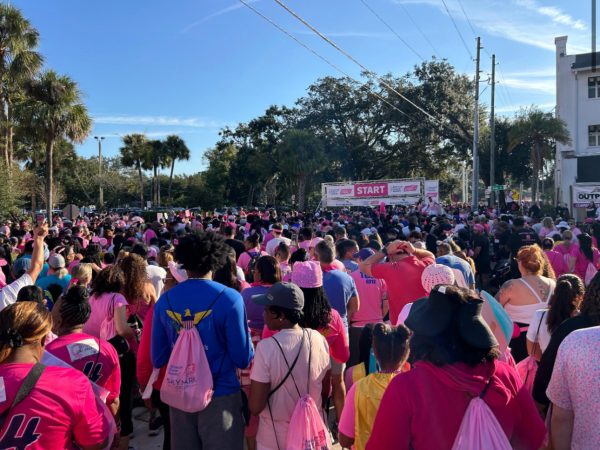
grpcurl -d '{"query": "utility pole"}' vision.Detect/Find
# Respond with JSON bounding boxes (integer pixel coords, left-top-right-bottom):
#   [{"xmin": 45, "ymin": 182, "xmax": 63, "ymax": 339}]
[
  {"xmin": 472, "ymin": 37, "xmax": 481, "ymax": 210},
  {"xmin": 94, "ymin": 136, "xmax": 104, "ymax": 209},
  {"xmin": 489, "ymin": 54, "xmax": 496, "ymax": 209}
]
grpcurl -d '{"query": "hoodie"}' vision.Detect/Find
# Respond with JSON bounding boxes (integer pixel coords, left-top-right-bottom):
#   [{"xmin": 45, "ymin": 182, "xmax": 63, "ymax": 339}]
[{"xmin": 366, "ymin": 360, "xmax": 545, "ymax": 450}]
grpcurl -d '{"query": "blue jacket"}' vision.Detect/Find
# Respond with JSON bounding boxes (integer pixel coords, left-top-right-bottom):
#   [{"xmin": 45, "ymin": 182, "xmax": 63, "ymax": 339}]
[{"xmin": 151, "ymin": 279, "xmax": 254, "ymax": 397}]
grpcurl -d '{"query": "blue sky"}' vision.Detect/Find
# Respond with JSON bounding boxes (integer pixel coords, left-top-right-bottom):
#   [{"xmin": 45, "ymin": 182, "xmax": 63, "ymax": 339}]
[{"xmin": 13, "ymin": 0, "xmax": 593, "ymax": 174}]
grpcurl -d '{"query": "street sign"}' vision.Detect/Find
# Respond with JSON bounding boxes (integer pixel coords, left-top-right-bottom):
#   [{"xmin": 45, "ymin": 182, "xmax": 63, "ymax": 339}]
[{"xmin": 492, "ymin": 184, "xmax": 506, "ymax": 191}]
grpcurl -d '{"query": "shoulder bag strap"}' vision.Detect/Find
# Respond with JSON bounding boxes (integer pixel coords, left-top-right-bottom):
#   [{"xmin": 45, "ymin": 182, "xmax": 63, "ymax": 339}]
[
  {"xmin": 267, "ymin": 330, "xmax": 305, "ymax": 450},
  {"xmin": 1, "ymin": 363, "xmax": 46, "ymax": 429},
  {"xmin": 518, "ymin": 278, "xmax": 543, "ymax": 303},
  {"xmin": 532, "ymin": 310, "xmax": 546, "ymax": 355}
]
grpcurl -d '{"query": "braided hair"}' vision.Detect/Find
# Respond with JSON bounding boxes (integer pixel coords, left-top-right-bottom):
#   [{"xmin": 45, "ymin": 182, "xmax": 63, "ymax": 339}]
[{"xmin": 59, "ymin": 285, "xmax": 91, "ymax": 329}]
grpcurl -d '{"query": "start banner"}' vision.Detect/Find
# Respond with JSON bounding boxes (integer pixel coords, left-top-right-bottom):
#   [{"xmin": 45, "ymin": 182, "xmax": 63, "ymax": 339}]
[
  {"xmin": 573, "ymin": 185, "xmax": 600, "ymax": 207},
  {"xmin": 323, "ymin": 180, "xmax": 422, "ymax": 199}
]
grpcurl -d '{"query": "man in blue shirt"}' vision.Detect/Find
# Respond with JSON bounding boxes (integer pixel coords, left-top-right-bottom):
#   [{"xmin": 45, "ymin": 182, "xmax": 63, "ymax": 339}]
[
  {"xmin": 152, "ymin": 231, "xmax": 253, "ymax": 450},
  {"xmin": 436, "ymin": 242, "xmax": 475, "ymax": 289}
]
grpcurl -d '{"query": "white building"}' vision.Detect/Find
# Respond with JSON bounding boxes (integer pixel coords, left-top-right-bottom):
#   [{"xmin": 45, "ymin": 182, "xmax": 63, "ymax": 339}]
[{"xmin": 555, "ymin": 36, "xmax": 600, "ymax": 219}]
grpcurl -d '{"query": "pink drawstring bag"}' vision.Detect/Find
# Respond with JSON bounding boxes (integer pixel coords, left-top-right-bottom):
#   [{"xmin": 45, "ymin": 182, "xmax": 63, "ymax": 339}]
[
  {"xmin": 161, "ymin": 289, "xmax": 225, "ymax": 413},
  {"xmin": 452, "ymin": 391, "xmax": 511, "ymax": 450},
  {"xmin": 515, "ymin": 356, "xmax": 538, "ymax": 393},
  {"xmin": 285, "ymin": 394, "xmax": 332, "ymax": 450},
  {"xmin": 160, "ymin": 320, "xmax": 214, "ymax": 413}
]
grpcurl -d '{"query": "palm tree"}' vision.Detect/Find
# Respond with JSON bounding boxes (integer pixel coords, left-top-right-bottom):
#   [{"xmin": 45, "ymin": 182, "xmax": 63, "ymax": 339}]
[
  {"xmin": 164, "ymin": 135, "xmax": 190, "ymax": 203},
  {"xmin": 19, "ymin": 71, "xmax": 91, "ymax": 222},
  {"xmin": 144, "ymin": 139, "xmax": 169, "ymax": 207},
  {"xmin": 508, "ymin": 108, "xmax": 570, "ymax": 202},
  {"xmin": 277, "ymin": 129, "xmax": 326, "ymax": 210},
  {"xmin": 120, "ymin": 133, "xmax": 150, "ymax": 209},
  {"xmin": 0, "ymin": 4, "xmax": 43, "ymax": 168}
]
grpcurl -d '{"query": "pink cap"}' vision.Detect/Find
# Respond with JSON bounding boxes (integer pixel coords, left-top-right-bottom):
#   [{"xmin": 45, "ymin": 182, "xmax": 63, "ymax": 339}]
[
  {"xmin": 421, "ymin": 264, "xmax": 455, "ymax": 293},
  {"xmin": 291, "ymin": 261, "xmax": 323, "ymax": 288}
]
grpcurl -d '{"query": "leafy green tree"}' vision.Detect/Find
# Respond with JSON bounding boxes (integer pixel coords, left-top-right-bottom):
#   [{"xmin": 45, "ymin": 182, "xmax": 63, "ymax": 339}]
[
  {"xmin": 18, "ymin": 71, "xmax": 91, "ymax": 222},
  {"xmin": 0, "ymin": 4, "xmax": 43, "ymax": 168},
  {"xmin": 508, "ymin": 108, "xmax": 570, "ymax": 202},
  {"xmin": 144, "ymin": 139, "xmax": 170, "ymax": 207},
  {"xmin": 120, "ymin": 133, "xmax": 150, "ymax": 209},
  {"xmin": 203, "ymin": 143, "xmax": 238, "ymax": 208},
  {"xmin": 163, "ymin": 135, "xmax": 191, "ymax": 203},
  {"xmin": 277, "ymin": 129, "xmax": 326, "ymax": 210}
]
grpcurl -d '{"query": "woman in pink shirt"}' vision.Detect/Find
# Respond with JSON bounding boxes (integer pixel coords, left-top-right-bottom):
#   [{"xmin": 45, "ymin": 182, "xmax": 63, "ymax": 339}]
[
  {"xmin": 542, "ymin": 237, "xmax": 568, "ymax": 277},
  {"xmin": 0, "ymin": 302, "xmax": 110, "ymax": 450},
  {"xmin": 554, "ymin": 230, "xmax": 580, "ymax": 273},
  {"xmin": 573, "ymin": 233, "xmax": 600, "ymax": 281},
  {"xmin": 237, "ymin": 233, "xmax": 268, "ymax": 276},
  {"xmin": 367, "ymin": 285, "xmax": 545, "ymax": 450},
  {"xmin": 47, "ymin": 285, "xmax": 121, "ymax": 416}
]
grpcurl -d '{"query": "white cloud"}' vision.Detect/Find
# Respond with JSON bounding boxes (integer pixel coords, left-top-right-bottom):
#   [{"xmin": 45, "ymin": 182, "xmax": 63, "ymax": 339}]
[
  {"xmin": 501, "ymin": 77, "xmax": 555, "ymax": 94},
  {"xmin": 92, "ymin": 115, "xmax": 225, "ymax": 128},
  {"xmin": 183, "ymin": 0, "xmax": 259, "ymax": 33},
  {"xmin": 495, "ymin": 102, "xmax": 555, "ymax": 114},
  {"xmin": 393, "ymin": 0, "xmax": 589, "ymax": 53}
]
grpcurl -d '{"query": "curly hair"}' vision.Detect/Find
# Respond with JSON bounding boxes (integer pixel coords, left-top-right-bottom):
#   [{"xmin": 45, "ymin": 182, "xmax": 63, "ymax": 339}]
[
  {"xmin": 91, "ymin": 265, "xmax": 125, "ymax": 296},
  {"xmin": 175, "ymin": 231, "xmax": 228, "ymax": 276},
  {"xmin": 581, "ymin": 271, "xmax": 600, "ymax": 324},
  {"xmin": 120, "ymin": 254, "xmax": 148, "ymax": 303},
  {"xmin": 299, "ymin": 287, "xmax": 332, "ymax": 330},
  {"xmin": 547, "ymin": 274, "xmax": 584, "ymax": 333}
]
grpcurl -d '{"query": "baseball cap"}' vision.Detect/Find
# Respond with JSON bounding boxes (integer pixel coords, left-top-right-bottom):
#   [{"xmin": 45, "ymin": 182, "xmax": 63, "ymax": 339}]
[
  {"xmin": 252, "ymin": 282, "xmax": 305, "ymax": 311},
  {"xmin": 353, "ymin": 248, "xmax": 375, "ymax": 260},
  {"xmin": 48, "ymin": 254, "xmax": 65, "ymax": 270}
]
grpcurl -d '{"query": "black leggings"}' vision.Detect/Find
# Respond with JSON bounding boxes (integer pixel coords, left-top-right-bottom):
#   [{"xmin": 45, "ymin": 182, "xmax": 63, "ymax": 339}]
[
  {"xmin": 510, "ymin": 324, "xmax": 529, "ymax": 364},
  {"xmin": 151, "ymin": 388, "xmax": 171, "ymax": 450},
  {"xmin": 119, "ymin": 352, "xmax": 136, "ymax": 436}
]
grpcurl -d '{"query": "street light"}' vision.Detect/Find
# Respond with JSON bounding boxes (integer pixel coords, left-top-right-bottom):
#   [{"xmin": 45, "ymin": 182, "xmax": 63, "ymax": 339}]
[{"xmin": 94, "ymin": 136, "xmax": 105, "ymax": 209}]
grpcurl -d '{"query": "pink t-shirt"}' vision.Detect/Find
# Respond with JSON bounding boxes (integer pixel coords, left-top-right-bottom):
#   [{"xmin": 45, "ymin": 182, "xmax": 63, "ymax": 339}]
[
  {"xmin": 0, "ymin": 364, "xmax": 109, "ymax": 449},
  {"xmin": 237, "ymin": 250, "xmax": 268, "ymax": 274},
  {"xmin": 250, "ymin": 328, "xmax": 331, "ymax": 450},
  {"xmin": 83, "ymin": 292, "xmax": 128, "ymax": 339},
  {"xmin": 545, "ymin": 250, "xmax": 567, "ymax": 277},
  {"xmin": 46, "ymin": 332, "xmax": 121, "ymax": 404},
  {"xmin": 338, "ymin": 383, "xmax": 358, "ymax": 440},
  {"xmin": 350, "ymin": 271, "xmax": 387, "ymax": 326},
  {"xmin": 574, "ymin": 248, "xmax": 600, "ymax": 280},
  {"xmin": 547, "ymin": 326, "xmax": 600, "ymax": 449}
]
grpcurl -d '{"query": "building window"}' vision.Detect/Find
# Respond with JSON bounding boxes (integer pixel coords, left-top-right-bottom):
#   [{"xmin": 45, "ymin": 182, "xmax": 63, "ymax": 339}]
[
  {"xmin": 589, "ymin": 76, "xmax": 600, "ymax": 98},
  {"xmin": 590, "ymin": 125, "xmax": 600, "ymax": 147}
]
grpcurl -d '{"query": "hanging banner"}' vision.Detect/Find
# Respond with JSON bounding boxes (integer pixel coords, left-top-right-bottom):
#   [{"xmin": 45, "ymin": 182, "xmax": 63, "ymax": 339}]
[
  {"xmin": 424, "ymin": 180, "xmax": 440, "ymax": 203},
  {"xmin": 322, "ymin": 179, "xmax": 423, "ymax": 205},
  {"xmin": 325, "ymin": 196, "xmax": 422, "ymax": 207},
  {"xmin": 572, "ymin": 185, "xmax": 600, "ymax": 207}
]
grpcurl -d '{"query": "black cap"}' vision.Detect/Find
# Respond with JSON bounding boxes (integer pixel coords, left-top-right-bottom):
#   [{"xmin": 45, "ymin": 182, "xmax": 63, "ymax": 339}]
[{"xmin": 252, "ymin": 282, "xmax": 304, "ymax": 312}]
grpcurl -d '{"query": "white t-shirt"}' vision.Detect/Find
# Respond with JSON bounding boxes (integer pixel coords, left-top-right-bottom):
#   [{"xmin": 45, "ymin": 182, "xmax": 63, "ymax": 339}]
[
  {"xmin": 146, "ymin": 265, "xmax": 166, "ymax": 297},
  {"xmin": 0, "ymin": 273, "xmax": 33, "ymax": 312},
  {"xmin": 526, "ymin": 309, "xmax": 551, "ymax": 353},
  {"xmin": 251, "ymin": 328, "xmax": 330, "ymax": 450},
  {"xmin": 265, "ymin": 237, "xmax": 292, "ymax": 256}
]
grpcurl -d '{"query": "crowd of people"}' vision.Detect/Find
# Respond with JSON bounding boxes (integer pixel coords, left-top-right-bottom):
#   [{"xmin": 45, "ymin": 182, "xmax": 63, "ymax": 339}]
[{"xmin": 0, "ymin": 201, "xmax": 597, "ymax": 449}]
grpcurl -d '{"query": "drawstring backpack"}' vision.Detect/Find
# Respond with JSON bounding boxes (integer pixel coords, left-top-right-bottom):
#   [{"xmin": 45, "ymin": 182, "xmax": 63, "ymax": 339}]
[
  {"xmin": 268, "ymin": 329, "xmax": 332, "ymax": 450},
  {"xmin": 515, "ymin": 310, "xmax": 546, "ymax": 393},
  {"xmin": 160, "ymin": 288, "xmax": 225, "ymax": 413},
  {"xmin": 451, "ymin": 380, "xmax": 511, "ymax": 450}
]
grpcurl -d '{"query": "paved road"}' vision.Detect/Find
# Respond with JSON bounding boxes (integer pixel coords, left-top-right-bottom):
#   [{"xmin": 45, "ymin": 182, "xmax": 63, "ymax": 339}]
[{"xmin": 131, "ymin": 407, "xmax": 343, "ymax": 449}]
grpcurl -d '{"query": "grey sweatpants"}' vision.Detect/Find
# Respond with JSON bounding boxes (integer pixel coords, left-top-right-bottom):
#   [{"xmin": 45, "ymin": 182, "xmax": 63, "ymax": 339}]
[{"xmin": 169, "ymin": 391, "xmax": 244, "ymax": 450}]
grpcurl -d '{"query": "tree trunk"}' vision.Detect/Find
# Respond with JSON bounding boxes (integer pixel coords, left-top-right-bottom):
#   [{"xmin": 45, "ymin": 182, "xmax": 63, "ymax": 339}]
[
  {"xmin": 153, "ymin": 165, "xmax": 158, "ymax": 206},
  {"xmin": 137, "ymin": 163, "xmax": 144, "ymax": 208},
  {"xmin": 31, "ymin": 152, "xmax": 37, "ymax": 213},
  {"xmin": 298, "ymin": 175, "xmax": 307, "ymax": 211},
  {"xmin": 247, "ymin": 185, "xmax": 255, "ymax": 206},
  {"xmin": 0, "ymin": 95, "xmax": 8, "ymax": 168},
  {"xmin": 168, "ymin": 159, "xmax": 175, "ymax": 203},
  {"xmin": 5, "ymin": 100, "xmax": 13, "ymax": 173},
  {"xmin": 157, "ymin": 169, "xmax": 161, "ymax": 207},
  {"xmin": 46, "ymin": 138, "xmax": 54, "ymax": 224}
]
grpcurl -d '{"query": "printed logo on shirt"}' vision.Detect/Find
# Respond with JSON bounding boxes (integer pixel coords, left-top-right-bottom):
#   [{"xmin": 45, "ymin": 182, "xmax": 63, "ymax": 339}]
[
  {"xmin": 166, "ymin": 308, "xmax": 212, "ymax": 330},
  {"xmin": 0, "ymin": 377, "xmax": 5, "ymax": 403},
  {"xmin": 82, "ymin": 361, "xmax": 104, "ymax": 383},
  {"xmin": 66, "ymin": 339, "xmax": 99, "ymax": 362},
  {"xmin": 0, "ymin": 414, "xmax": 41, "ymax": 449}
]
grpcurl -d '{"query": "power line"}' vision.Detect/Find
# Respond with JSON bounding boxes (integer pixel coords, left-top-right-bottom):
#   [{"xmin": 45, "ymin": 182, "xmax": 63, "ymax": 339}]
[
  {"xmin": 496, "ymin": 62, "xmax": 515, "ymax": 106},
  {"xmin": 397, "ymin": 2, "xmax": 440, "ymax": 58},
  {"xmin": 358, "ymin": 0, "xmax": 424, "ymax": 61},
  {"xmin": 455, "ymin": 0, "xmax": 477, "ymax": 37},
  {"xmin": 440, "ymin": 0, "xmax": 473, "ymax": 59},
  {"xmin": 238, "ymin": 0, "xmax": 412, "ymax": 119},
  {"xmin": 271, "ymin": 0, "xmax": 445, "ymax": 125}
]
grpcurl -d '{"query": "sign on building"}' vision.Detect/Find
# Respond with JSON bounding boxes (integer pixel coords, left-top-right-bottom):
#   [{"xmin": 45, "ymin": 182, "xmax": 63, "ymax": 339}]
[{"xmin": 572, "ymin": 185, "xmax": 600, "ymax": 207}]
